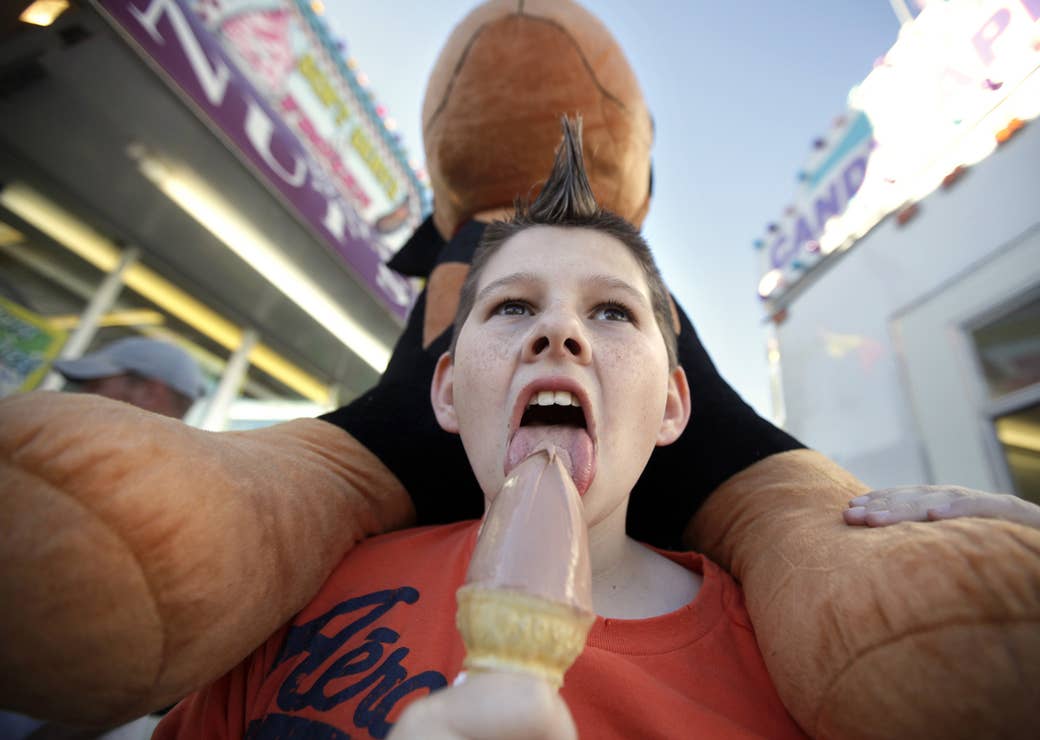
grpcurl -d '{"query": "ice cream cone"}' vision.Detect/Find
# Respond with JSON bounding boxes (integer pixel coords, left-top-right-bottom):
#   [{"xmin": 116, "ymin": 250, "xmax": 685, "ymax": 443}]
[
  {"xmin": 456, "ymin": 447, "xmax": 595, "ymax": 688},
  {"xmin": 456, "ymin": 584, "xmax": 595, "ymax": 688}
]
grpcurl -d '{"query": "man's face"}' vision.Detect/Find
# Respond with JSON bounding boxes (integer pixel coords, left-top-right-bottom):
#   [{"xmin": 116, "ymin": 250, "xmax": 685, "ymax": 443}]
[
  {"xmin": 432, "ymin": 226, "xmax": 689, "ymax": 529},
  {"xmin": 81, "ymin": 373, "xmax": 184, "ymax": 419}
]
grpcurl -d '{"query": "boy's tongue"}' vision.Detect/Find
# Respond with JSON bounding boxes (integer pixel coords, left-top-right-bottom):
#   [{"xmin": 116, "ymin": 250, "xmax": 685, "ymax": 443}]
[{"xmin": 506, "ymin": 426, "xmax": 594, "ymax": 495}]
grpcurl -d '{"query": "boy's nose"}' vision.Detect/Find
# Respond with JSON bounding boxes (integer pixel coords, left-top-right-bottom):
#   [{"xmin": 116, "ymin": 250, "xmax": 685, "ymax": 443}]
[{"xmin": 523, "ymin": 310, "xmax": 590, "ymax": 364}]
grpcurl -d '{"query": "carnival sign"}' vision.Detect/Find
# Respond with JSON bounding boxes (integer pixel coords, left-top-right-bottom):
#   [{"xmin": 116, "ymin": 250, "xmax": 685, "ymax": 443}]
[
  {"xmin": 757, "ymin": 0, "xmax": 1040, "ymax": 305},
  {"xmin": 97, "ymin": 0, "xmax": 423, "ymax": 320}
]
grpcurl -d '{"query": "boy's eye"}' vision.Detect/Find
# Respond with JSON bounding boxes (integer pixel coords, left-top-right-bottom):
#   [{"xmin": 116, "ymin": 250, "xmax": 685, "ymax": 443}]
[
  {"xmin": 592, "ymin": 302, "xmax": 632, "ymax": 322},
  {"xmin": 492, "ymin": 299, "xmax": 532, "ymax": 317}
]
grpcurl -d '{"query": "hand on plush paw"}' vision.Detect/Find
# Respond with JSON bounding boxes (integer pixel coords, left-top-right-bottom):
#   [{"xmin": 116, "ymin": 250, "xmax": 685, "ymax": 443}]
[
  {"xmin": 844, "ymin": 485, "xmax": 1040, "ymax": 529},
  {"xmin": 388, "ymin": 672, "xmax": 577, "ymax": 740}
]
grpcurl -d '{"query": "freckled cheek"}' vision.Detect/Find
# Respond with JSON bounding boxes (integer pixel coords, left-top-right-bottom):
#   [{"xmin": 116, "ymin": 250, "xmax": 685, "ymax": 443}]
[
  {"xmin": 458, "ymin": 347, "xmax": 511, "ymax": 387},
  {"xmin": 455, "ymin": 348, "xmax": 513, "ymax": 428},
  {"xmin": 601, "ymin": 344, "xmax": 670, "ymax": 433},
  {"xmin": 459, "ymin": 327, "xmax": 520, "ymax": 366},
  {"xmin": 597, "ymin": 335, "xmax": 662, "ymax": 376}
]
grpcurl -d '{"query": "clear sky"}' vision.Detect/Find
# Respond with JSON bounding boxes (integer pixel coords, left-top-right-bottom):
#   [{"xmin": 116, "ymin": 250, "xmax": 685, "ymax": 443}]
[{"xmin": 323, "ymin": 1, "xmax": 901, "ymax": 419}]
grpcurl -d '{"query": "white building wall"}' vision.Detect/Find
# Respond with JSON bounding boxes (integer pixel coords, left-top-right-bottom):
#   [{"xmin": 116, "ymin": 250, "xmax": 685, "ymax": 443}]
[{"xmin": 777, "ymin": 122, "xmax": 1040, "ymax": 488}]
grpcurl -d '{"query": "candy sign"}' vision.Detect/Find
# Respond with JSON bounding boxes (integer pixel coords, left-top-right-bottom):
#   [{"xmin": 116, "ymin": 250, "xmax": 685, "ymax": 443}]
[
  {"xmin": 766, "ymin": 112, "xmax": 873, "ymax": 272},
  {"xmin": 757, "ymin": 0, "xmax": 1040, "ymax": 305}
]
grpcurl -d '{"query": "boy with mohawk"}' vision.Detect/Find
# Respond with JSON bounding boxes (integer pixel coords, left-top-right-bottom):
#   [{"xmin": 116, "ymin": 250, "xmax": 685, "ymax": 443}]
[{"xmin": 155, "ymin": 118, "xmax": 812, "ymax": 739}]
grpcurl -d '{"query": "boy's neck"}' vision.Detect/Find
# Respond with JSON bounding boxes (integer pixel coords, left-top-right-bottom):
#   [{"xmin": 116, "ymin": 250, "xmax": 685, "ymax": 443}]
[
  {"xmin": 587, "ymin": 503, "xmax": 632, "ymax": 578},
  {"xmin": 587, "ymin": 505, "xmax": 701, "ymax": 620}
]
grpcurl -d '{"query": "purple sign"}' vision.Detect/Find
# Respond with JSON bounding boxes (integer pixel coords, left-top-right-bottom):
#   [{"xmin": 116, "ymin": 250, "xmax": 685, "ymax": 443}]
[
  {"xmin": 97, "ymin": 0, "xmax": 416, "ymax": 320},
  {"xmin": 768, "ymin": 154, "xmax": 868, "ymax": 269}
]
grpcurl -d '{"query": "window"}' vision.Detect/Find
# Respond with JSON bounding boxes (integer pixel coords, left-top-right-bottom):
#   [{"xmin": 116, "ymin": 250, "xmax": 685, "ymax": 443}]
[
  {"xmin": 969, "ymin": 290, "xmax": 1040, "ymax": 503},
  {"xmin": 970, "ymin": 295, "xmax": 1040, "ymax": 399}
]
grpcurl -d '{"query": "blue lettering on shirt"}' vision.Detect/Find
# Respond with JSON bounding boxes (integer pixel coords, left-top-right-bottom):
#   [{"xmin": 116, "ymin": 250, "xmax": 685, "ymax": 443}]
[
  {"xmin": 246, "ymin": 712, "xmax": 352, "ymax": 739},
  {"xmin": 255, "ymin": 588, "xmax": 448, "ymax": 740}
]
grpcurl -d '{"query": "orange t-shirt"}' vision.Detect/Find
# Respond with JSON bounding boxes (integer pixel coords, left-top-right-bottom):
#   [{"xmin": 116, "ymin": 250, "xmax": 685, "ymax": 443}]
[{"xmin": 157, "ymin": 521, "xmax": 806, "ymax": 739}]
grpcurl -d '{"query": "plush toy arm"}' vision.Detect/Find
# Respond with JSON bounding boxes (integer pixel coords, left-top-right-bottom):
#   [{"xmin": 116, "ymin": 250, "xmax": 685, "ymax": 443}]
[
  {"xmin": 0, "ymin": 391, "xmax": 414, "ymax": 727},
  {"xmin": 686, "ymin": 449, "xmax": 1040, "ymax": 740}
]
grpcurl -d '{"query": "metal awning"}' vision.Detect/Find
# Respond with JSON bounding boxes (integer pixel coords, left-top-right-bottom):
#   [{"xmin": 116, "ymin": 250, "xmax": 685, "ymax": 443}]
[{"xmin": 0, "ymin": 2, "xmax": 407, "ymax": 403}]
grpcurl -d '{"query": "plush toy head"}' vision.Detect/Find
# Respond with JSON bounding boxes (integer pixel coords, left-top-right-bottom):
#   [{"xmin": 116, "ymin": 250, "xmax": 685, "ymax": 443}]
[{"xmin": 422, "ymin": 0, "xmax": 653, "ymax": 239}]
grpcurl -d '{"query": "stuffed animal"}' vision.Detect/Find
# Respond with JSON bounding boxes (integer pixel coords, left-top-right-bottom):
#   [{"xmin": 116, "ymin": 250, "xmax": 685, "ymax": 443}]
[{"xmin": 0, "ymin": 1, "xmax": 1036, "ymax": 738}]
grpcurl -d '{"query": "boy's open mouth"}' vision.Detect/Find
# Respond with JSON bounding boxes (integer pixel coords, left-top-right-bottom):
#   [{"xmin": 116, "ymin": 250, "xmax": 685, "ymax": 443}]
[{"xmin": 505, "ymin": 388, "xmax": 595, "ymax": 495}]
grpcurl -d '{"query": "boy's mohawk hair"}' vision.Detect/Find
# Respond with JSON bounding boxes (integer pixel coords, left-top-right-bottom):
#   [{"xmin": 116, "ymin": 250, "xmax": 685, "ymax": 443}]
[
  {"xmin": 452, "ymin": 115, "xmax": 679, "ymax": 368},
  {"xmin": 522, "ymin": 116, "xmax": 599, "ymax": 223}
]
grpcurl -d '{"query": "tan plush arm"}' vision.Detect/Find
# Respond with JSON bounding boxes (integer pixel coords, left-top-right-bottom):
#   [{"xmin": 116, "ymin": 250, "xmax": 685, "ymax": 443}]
[
  {"xmin": 686, "ymin": 449, "xmax": 1040, "ymax": 740},
  {"xmin": 0, "ymin": 391, "xmax": 415, "ymax": 726}
]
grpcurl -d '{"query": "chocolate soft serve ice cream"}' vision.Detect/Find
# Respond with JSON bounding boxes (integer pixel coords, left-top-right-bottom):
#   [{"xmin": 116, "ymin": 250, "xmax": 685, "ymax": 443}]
[{"xmin": 455, "ymin": 444, "xmax": 594, "ymax": 688}]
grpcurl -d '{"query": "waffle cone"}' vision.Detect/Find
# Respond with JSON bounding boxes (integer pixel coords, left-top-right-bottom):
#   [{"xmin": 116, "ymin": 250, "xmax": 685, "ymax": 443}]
[{"xmin": 455, "ymin": 584, "xmax": 594, "ymax": 688}]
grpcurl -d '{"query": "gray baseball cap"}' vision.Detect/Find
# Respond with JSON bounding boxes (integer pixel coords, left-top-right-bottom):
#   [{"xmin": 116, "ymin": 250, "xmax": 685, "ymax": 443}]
[{"xmin": 54, "ymin": 337, "xmax": 205, "ymax": 400}]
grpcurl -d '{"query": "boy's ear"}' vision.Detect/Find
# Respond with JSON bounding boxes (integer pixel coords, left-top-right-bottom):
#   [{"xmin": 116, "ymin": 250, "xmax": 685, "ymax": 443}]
[
  {"xmin": 431, "ymin": 352, "xmax": 460, "ymax": 433},
  {"xmin": 657, "ymin": 366, "xmax": 691, "ymax": 446}
]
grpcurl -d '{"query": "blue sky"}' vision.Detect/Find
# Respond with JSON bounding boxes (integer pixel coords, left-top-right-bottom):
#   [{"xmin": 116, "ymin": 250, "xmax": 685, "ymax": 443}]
[{"xmin": 325, "ymin": 1, "xmax": 901, "ymax": 418}]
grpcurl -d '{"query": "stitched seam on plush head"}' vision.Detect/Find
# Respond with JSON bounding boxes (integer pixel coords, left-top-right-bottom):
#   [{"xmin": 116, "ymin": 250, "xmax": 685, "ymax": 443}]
[{"xmin": 424, "ymin": 12, "xmax": 631, "ymax": 137}]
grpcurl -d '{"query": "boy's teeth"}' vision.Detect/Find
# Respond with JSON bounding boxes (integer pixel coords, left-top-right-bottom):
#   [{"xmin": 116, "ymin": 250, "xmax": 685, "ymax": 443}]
[{"xmin": 530, "ymin": 390, "xmax": 581, "ymax": 407}]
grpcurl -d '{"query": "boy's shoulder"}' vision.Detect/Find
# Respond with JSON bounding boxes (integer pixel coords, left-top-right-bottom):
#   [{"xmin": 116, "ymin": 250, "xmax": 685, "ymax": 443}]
[
  {"xmin": 289, "ymin": 520, "xmax": 480, "ymax": 641},
  {"xmin": 654, "ymin": 548, "xmax": 754, "ymax": 631},
  {"xmin": 321, "ymin": 520, "xmax": 480, "ymax": 586},
  {"xmin": 351, "ymin": 519, "xmax": 479, "ymax": 554}
]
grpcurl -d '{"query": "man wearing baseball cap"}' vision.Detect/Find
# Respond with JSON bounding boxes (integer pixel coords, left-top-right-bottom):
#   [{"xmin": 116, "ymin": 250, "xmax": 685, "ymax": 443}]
[{"xmin": 54, "ymin": 337, "xmax": 204, "ymax": 419}]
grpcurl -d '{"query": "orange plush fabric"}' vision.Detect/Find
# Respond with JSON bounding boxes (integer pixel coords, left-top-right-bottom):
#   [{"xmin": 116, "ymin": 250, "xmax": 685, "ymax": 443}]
[
  {"xmin": 688, "ymin": 450, "xmax": 1040, "ymax": 740},
  {"xmin": 423, "ymin": 0, "xmax": 652, "ymax": 239},
  {"xmin": 0, "ymin": 392, "xmax": 413, "ymax": 725}
]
